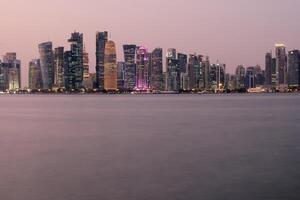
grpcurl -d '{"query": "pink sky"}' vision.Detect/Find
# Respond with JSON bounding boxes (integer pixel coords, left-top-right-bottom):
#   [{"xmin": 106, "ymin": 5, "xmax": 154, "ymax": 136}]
[{"xmin": 1, "ymin": 0, "xmax": 300, "ymax": 87}]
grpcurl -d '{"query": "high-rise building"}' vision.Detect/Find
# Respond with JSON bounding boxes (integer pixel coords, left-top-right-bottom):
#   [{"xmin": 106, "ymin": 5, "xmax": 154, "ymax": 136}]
[
  {"xmin": 136, "ymin": 46, "xmax": 150, "ymax": 90},
  {"xmin": 245, "ymin": 66, "xmax": 256, "ymax": 89},
  {"xmin": 104, "ymin": 40, "xmax": 117, "ymax": 91},
  {"xmin": 166, "ymin": 48, "xmax": 178, "ymax": 91},
  {"xmin": 265, "ymin": 52, "xmax": 272, "ymax": 86},
  {"xmin": 235, "ymin": 65, "xmax": 246, "ymax": 89},
  {"xmin": 3, "ymin": 53, "xmax": 20, "ymax": 91},
  {"xmin": 254, "ymin": 65, "xmax": 265, "ymax": 86},
  {"xmin": 123, "ymin": 45, "xmax": 136, "ymax": 90},
  {"xmin": 96, "ymin": 31, "xmax": 108, "ymax": 90},
  {"xmin": 271, "ymin": 58, "xmax": 277, "ymax": 86},
  {"xmin": 150, "ymin": 48, "xmax": 163, "ymax": 91},
  {"xmin": 53, "ymin": 47, "xmax": 64, "ymax": 89},
  {"xmin": 203, "ymin": 56, "xmax": 210, "ymax": 90},
  {"xmin": 117, "ymin": 62, "xmax": 125, "ymax": 90},
  {"xmin": 68, "ymin": 32, "xmax": 84, "ymax": 90},
  {"xmin": 83, "ymin": 48, "xmax": 89, "ymax": 79},
  {"xmin": 188, "ymin": 54, "xmax": 201, "ymax": 90},
  {"xmin": 1, "ymin": 53, "xmax": 21, "ymax": 91},
  {"xmin": 288, "ymin": 50, "xmax": 300, "ymax": 87},
  {"xmin": 29, "ymin": 59, "xmax": 43, "ymax": 90},
  {"xmin": 39, "ymin": 42, "xmax": 53, "ymax": 90},
  {"xmin": 275, "ymin": 44, "xmax": 287, "ymax": 87},
  {"xmin": 177, "ymin": 53, "xmax": 188, "ymax": 90},
  {"xmin": 83, "ymin": 48, "xmax": 91, "ymax": 89}
]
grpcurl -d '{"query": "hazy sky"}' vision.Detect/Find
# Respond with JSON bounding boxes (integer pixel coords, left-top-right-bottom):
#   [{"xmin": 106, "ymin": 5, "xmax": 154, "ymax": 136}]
[{"xmin": 1, "ymin": 0, "xmax": 300, "ymax": 86}]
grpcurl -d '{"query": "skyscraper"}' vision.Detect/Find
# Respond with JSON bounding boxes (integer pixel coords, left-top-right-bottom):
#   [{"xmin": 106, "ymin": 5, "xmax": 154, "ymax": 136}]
[
  {"xmin": 28, "ymin": 59, "xmax": 43, "ymax": 90},
  {"xmin": 288, "ymin": 50, "xmax": 300, "ymax": 88},
  {"xmin": 245, "ymin": 66, "xmax": 256, "ymax": 89},
  {"xmin": 117, "ymin": 62, "xmax": 125, "ymax": 90},
  {"xmin": 104, "ymin": 40, "xmax": 117, "ymax": 91},
  {"xmin": 96, "ymin": 31, "xmax": 108, "ymax": 90},
  {"xmin": 235, "ymin": 65, "xmax": 246, "ymax": 89},
  {"xmin": 53, "ymin": 47, "xmax": 64, "ymax": 89},
  {"xmin": 188, "ymin": 54, "xmax": 201, "ymax": 90},
  {"xmin": 136, "ymin": 46, "xmax": 150, "ymax": 90},
  {"xmin": 82, "ymin": 48, "xmax": 91, "ymax": 89},
  {"xmin": 123, "ymin": 45, "xmax": 136, "ymax": 90},
  {"xmin": 275, "ymin": 44, "xmax": 287, "ymax": 87},
  {"xmin": 39, "ymin": 42, "xmax": 53, "ymax": 90},
  {"xmin": 166, "ymin": 48, "xmax": 178, "ymax": 91},
  {"xmin": 177, "ymin": 53, "xmax": 188, "ymax": 90},
  {"xmin": 2, "ymin": 53, "xmax": 21, "ymax": 91},
  {"xmin": 265, "ymin": 52, "xmax": 272, "ymax": 86},
  {"xmin": 68, "ymin": 32, "xmax": 84, "ymax": 90},
  {"xmin": 150, "ymin": 48, "xmax": 163, "ymax": 91},
  {"xmin": 203, "ymin": 56, "xmax": 210, "ymax": 90}
]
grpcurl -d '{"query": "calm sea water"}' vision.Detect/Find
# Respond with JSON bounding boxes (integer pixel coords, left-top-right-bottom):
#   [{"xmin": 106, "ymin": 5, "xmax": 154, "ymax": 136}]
[{"xmin": 0, "ymin": 94, "xmax": 299, "ymax": 200}]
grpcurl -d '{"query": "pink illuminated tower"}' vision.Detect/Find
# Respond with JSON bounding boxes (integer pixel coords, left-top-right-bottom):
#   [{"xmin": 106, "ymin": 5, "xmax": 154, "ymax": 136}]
[{"xmin": 135, "ymin": 46, "xmax": 150, "ymax": 90}]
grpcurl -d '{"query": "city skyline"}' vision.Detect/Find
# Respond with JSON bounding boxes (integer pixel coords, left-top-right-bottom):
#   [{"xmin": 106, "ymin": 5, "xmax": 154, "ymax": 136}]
[{"xmin": 1, "ymin": 0, "xmax": 300, "ymax": 86}]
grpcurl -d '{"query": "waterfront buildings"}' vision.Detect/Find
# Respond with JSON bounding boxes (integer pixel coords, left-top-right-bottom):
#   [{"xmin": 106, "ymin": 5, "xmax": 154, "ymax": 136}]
[
  {"xmin": 265, "ymin": 52, "xmax": 272, "ymax": 86},
  {"xmin": 96, "ymin": 31, "xmax": 108, "ymax": 90},
  {"xmin": 235, "ymin": 65, "xmax": 246, "ymax": 90},
  {"xmin": 104, "ymin": 40, "xmax": 117, "ymax": 91},
  {"xmin": 177, "ymin": 53, "xmax": 188, "ymax": 90},
  {"xmin": 53, "ymin": 47, "xmax": 64, "ymax": 89},
  {"xmin": 28, "ymin": 59, "xmax": 42, "ymax": 90},
  {"xmin": 150, "ymin": 48, "xmax": 163, "ymax": 91},
  {"xmin": 39, "ymin": 42, "xmax": 53, "ymax": 90},
  {"xmin": 136, "ymin": 46, "xmax": 150, "ymax": 90},
  {"xmin": 123, "ymin": 45, "xmax": 136, "ymax": 90},
  {"xmin": 1, "ymin": 53, "xmax": 21, "ymax": 91},
  {"xmin": 166, "ymin": 49, "xmax": 178, "ymax": 91},
  {"xmin": 275, "ymin": 44, "xmax": 287, "ymax": 87},
  {"xmin": 117, "ymin": 62, "xmax": 125, "ymax": 90},
  {"xmin": 288, "ymin": 50, "xmax": 300, "ymax": 88}
]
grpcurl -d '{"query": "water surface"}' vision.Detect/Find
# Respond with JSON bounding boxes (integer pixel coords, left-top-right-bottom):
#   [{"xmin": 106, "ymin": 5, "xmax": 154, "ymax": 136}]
[{"xmin": 0, "ymin": 94, "xmax": 299, "ymax": 200}]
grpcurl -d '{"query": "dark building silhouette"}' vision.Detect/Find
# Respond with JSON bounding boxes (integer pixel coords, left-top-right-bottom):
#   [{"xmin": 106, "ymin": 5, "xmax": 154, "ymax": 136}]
[
  {"xmin": 123, "ymin": 44, "xmax": 136, "ymax": 90},
  {"xmin": 96, "ymin": 31, "xmax": 108, "ymax": 90},
  {"xmin": 150, "ymin": 48, "xmax": 163, "ymax": 91},
  {"xmin": 288, "ymin": 50, "xmax": 300, "ymax": 87},
  {"xmin": 265, "ymin": 52, "xmax": 272, "ymax": 86}
]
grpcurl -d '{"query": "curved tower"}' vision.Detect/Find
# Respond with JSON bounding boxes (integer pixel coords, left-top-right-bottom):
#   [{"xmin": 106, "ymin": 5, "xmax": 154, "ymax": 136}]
[
  {"xmin": 39, "ymin": 42, "xmax": 53, "ymax": 90},
  {"xmin": 104, "ymin": 40, "xmax": 117, "ymax": 91}
]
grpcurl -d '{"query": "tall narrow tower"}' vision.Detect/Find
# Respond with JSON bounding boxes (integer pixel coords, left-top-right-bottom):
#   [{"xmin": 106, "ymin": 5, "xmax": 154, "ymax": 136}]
[{"xmin": 104, "ymin": 40, "xmax": 117, "ymax": 91}]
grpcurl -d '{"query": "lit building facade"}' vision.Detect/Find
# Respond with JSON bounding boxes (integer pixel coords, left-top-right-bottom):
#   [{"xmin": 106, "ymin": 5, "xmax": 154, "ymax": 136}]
[
  {"xmin": 104, "ymin": 40, "xmax": 117, "ymax": 91},
  {"xmin": 2, "ymin": 53, "xmax": 21, "ymax": 91},
  {"xmin": 150, "ymin": 48, "xmax": 163, "ymax": 91},
  {"xmin": 166, "ymin": 48, "xmax": 178, "ymax": 91},
  {"xmin": 96, "ymin": 31, "xmax": 108, "ymax": 90},
  {"xmin": 123, "ymin": 45, "xmax": 136, "ymax": 90},
  {"xmin": 136, "ymin": 46, "xmax": 150, "ymax": 90},
  {"xmin": 275, "ymin": 44, "xmax": 287, "ymax": 87},
  {"xmin": 117, "ymin": 62, "xmax": 125, "ymax": 90},
  {"xmin": 68, "ymin": 32, "xmax": 84, "ymax": 90},
  {"xmin": 53, "ymin": 47, "xmax": 64, "ymax": 89}
]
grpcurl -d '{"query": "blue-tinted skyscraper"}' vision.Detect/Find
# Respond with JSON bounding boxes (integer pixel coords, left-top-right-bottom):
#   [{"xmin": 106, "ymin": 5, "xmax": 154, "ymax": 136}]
[
  {"xmin": 96, "ymin": 31, "xmax": 108, "ymax": 90},
  {"xmin": 123, "ymin": 44, "xmax": 136, "ymax": 90},
  {"xmin": 288, "ymin": 50, "xmax": 300, "ymax": 88}
]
